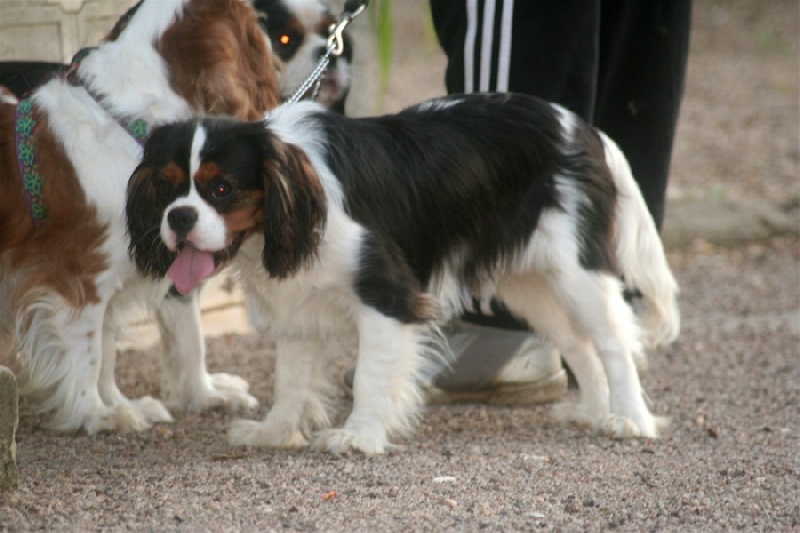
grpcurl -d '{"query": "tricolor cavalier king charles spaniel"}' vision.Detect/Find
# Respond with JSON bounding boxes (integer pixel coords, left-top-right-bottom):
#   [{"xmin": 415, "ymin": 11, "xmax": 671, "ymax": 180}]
[
  {"xmin": 127, "ymin": 94, "xmax": 680, "ymax": 454},
  {"xmin": 0, "ymin": 0, "xmax": 280, "ymax": 434}
]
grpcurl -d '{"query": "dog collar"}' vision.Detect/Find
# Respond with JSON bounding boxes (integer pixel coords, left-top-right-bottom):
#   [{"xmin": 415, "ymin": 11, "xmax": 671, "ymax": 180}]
[
  {"xmin": 15, "ymin": 98, "xmax": 47, "ymax": 224},
  {"xmin": 65, "ymin": 47, "xmax": 150, "ymax": 146},
  {"xmin": 14, "ymin": 49, "xmax": 151, "ymax": 226}
]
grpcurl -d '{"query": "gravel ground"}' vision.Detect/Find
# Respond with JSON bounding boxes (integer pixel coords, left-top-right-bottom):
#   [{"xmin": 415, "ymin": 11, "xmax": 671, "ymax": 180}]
[{"xmin": 2, "ymin": 1, "xmax": 798, "ymax": 531}]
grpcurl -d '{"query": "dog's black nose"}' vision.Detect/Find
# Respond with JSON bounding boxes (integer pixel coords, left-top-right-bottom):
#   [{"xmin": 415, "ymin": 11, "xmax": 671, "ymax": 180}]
[{"xmin": 168, "ymin": 206, "xmax": 198, "ymax": 239}]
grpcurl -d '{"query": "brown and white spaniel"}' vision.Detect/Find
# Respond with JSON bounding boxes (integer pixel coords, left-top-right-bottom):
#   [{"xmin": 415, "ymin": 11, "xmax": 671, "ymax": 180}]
[{"xmin": 0, "ymin": 0, "xmax": 281, "ymax": 434}]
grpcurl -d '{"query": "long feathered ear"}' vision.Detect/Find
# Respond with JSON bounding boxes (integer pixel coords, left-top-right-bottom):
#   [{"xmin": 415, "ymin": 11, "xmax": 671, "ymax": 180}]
[
  {"xmin": 126, "ymin": 165, "xmax": 176, "ymax": 279},
  {"xmin": 261, "ymin": 141, "xmax": 327, "ymax": 278},
  {"xmin": 157, "ymin": 0, "xmax": 282, "ymax": 120}
]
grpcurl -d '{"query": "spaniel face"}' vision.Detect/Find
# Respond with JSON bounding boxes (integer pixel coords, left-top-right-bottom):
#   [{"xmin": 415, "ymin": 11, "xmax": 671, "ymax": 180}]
[
  {"xmin": 127, "ymin": 117, "xmax": 326, "ymax": 293},
  {"xmin": 2, "ymin": 0, "xmax": 281, "ymax": 434},
  {"xmin": 254, "ymin": 0, "xmax": 352, "ymax": 112}
]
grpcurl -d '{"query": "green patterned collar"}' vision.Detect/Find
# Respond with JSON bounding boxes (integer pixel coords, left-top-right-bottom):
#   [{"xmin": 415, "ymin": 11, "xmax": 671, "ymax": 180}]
[
  {"xmin": 14, "ymin": 97, "xmax": 150, "ymax": 226},
  {"xmin": 65, "ymin": 48, "xmax": 150, "ymax": 146},
  {"xmin": 15, "ymin": 98, "xmax": 46, "ymax": 224},
  {"xmin": 15, "ymin": 49, "xmax": 150, "ymax": 224}
]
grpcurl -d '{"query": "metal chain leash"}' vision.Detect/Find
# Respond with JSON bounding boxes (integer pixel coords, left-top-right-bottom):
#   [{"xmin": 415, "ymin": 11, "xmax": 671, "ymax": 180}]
[{"xmin": 285, "ymin": 0, "xmax": 369, "ymax": 105}]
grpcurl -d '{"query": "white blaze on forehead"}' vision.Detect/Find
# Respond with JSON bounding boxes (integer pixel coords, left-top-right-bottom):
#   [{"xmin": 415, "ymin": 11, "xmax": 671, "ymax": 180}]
[
  {"xmin": 190, "ymin": 124, "xmax": 208, "ymax": 178},
  {"xmin": 160, "ymin": 123, "xmax": 226, "ymax": 253}
]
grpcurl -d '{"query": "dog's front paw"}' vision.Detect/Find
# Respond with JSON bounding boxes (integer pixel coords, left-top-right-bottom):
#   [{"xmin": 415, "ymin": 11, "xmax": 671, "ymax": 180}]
[
  {"xmin": 45, "ymin": 395, "xmax": 170, "ymax": 434},
  {"xmin": 229, "ymin": 419, "xmax": 309, "ymax": 448},
  {"xmin": 602, "ymin": 413, "xmax": 667, "ymax": 439},
  {"xmin": 169, "ymin": 372, "xmax": 257, "ymax": 413},
  {"xmin": 128, "ymin": 396, "xmax": 174, "ymax": 424},
  {"xmin": 82, "ymin": 405, "xmax": 154, "ymax": 435},
  {"xmin": 102, "ymin": 386, "xmax": 174, "ymax": 426},
  {"xmin": 310, "ymin": 428, "xmax": 399, "ymax": 455}
]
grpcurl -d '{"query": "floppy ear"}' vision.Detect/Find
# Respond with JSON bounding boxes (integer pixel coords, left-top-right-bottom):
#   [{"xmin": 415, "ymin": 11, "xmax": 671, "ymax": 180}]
[
  {"xmin": 126, "ymin": 165, "xmax": 177, "ymax": 279},
  {"xmin": 261, "ymin": 141, "xmax": 327, "ymax": 278},
  {"xmin": 157, "ymin": 0, "xmax": 282, "ymax": 120}
]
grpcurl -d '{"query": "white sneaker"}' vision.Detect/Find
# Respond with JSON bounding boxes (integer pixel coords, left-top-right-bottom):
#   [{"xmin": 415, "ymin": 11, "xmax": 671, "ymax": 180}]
[{"xmin": 427, "ymin": 323, "xmax": 568, "ymax": 406}]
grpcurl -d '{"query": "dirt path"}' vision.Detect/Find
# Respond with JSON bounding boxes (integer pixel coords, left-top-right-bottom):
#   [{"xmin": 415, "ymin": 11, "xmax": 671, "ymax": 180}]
[{"xmin": 2, "ymin": 1, "xmax": 798, "ymax": 531}]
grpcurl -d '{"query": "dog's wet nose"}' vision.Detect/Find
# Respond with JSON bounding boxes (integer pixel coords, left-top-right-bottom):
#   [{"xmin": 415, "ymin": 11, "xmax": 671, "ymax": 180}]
[{"xmin": 167, "ymin": 206, "xmax": 198, "ymax": 239}]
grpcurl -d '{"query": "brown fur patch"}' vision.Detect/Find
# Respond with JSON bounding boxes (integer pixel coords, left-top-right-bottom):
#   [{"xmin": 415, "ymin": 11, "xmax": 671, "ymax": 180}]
[
  {"xmin": 223, "ymin": 189, "xmax": 265, "ymax": 236},
  {"xmin": 409, "ymin": 294, "xmax": 442, "ymax": 323},
  {"xmin": 157, "ymin": 0, "xmax": 282, "ymax": 120},
  {"xmin": 192, "ymin": 161, "xmax": 224, "ymax": 189},
  {"xmin": 161, "ymin": 162, "xmax": 187, "ymax": 188},
  {"xmin": 0, "ymin": 101, "xmax": 108, "ymax": 312}
]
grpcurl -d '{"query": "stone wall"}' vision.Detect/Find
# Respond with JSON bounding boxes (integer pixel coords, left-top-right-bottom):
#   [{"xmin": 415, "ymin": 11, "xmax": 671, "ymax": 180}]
[{"xmin": 0, "ymin": 0, "xmax": 137, "ymax": 62}]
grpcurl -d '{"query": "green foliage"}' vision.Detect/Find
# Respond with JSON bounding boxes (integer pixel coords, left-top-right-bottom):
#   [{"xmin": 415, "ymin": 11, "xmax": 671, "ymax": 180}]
[{"xmin": 372, "ymin": 0, "xmax": 394, "ymax": 95}]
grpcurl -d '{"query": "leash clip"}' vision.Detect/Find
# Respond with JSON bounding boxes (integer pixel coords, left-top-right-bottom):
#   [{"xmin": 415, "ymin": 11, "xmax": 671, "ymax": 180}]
[
  {"xmin": 283, "ymin": 0, "xmax": 368, "ymax": 107},
  {"xmin": 327, "ymin": 0, "xmax": 367, "ymax": 57}
]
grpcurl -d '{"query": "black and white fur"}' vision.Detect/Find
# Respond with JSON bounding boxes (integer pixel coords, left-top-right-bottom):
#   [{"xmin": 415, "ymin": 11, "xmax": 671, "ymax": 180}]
[
  {"xmin": 255, "ymin": 0, "xmax": 352, "ymax": 112},
  {"xmin": 128, "ymin": 93, "xmax": 680, "ymax": 454}
]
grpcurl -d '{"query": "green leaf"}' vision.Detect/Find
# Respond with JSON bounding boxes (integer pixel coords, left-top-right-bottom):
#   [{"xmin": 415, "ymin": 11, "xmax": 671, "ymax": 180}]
[{"xmin": 372, "ymin": 0, "xmax": 393, "ymax": 105}]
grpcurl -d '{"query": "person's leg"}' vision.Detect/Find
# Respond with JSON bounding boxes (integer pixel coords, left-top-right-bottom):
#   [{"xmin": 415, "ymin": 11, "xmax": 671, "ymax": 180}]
[
  {"xmin": 593, "ymin": 0, "xmax": 692, "ymax": 229},
  {"xmin": 430, "ymin": 0, "xmax": 599, "ymax": 118}
]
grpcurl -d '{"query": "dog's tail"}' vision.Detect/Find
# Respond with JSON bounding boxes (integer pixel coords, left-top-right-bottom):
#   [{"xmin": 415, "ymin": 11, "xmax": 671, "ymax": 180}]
[{"xmin": 600, "ymin": 132, "xmax": 680, "ymax": 347}]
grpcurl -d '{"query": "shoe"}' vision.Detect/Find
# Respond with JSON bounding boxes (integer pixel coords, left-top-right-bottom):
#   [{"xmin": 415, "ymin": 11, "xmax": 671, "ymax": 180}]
[{"xmin": 342, "ymin": 322, "xmax": 568, "ymax": 406}]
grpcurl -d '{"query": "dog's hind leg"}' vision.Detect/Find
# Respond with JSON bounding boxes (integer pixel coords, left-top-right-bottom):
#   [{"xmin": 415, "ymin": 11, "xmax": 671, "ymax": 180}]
[
  {"xmin": 229, "ymin": 336, "xmax": 333, "ymax": 448},
  {"xmin": 497, "ymin": 273, "xmax": 611, "ymax": 428},
  {"xmin": 21, "ymin": 300, "xmax": 151, "ymax": 434},
  {"xmin": 540, "ymin": 265, "xmax": 661, "ymax": 438}
]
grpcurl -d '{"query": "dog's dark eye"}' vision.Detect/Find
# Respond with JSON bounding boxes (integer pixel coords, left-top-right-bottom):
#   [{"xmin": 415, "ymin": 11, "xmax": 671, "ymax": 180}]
[
  {"xmin": 154, "ymin": 175, "xmax": 172, "ymax": 197},
  {"xmin": 272, "ymin": 31, "xmax": 302, "ymax": 60},
  {"xmin": 209, "ymin": 179, "xmax": 233, "ymax": 200}
]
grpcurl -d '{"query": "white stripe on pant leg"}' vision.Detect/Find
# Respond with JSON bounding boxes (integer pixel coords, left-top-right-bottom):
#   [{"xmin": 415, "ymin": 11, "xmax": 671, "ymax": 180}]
[
  {"xmin": 496, "ymin": 0, "xmax": 514, "ymax": 92},
  {"xmin": 479, "ymin": 0, "xmax": 497, "ymax": 92},
  {"xmin": 464, "ymin": 0, "xmax": 479, "ymax": 93}
]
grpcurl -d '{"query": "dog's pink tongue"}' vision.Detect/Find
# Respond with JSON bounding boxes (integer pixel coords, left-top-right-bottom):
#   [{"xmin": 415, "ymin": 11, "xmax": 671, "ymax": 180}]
[{"xmin": 167, "ymin": 246, "xmax": 216, "ymax": 295}]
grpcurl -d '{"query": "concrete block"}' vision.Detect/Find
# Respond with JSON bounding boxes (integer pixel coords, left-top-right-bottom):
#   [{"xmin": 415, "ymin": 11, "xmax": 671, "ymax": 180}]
[
  {"xmin": 0, "ymin": 366, "xmax": 18, "ymax": 491},
  {"xmin": 0, "ymin": 0, "xmax": 138, "ymax": 63},
  {"xmin": 662, "ymin": 198, "xmax": 781, "ymax": 250}
]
